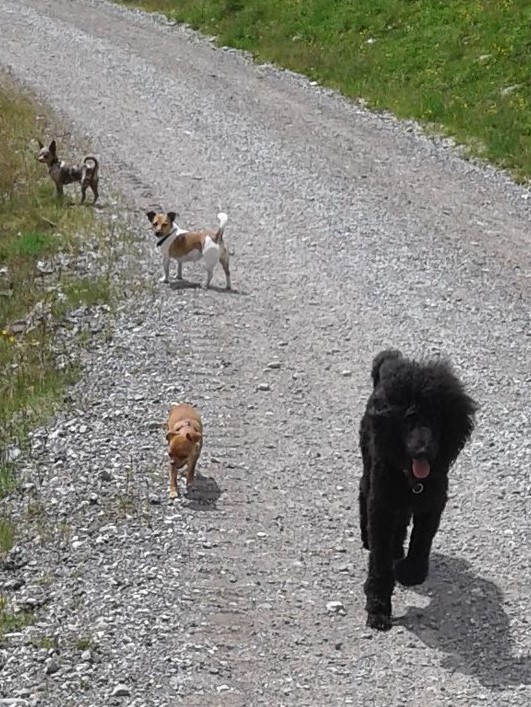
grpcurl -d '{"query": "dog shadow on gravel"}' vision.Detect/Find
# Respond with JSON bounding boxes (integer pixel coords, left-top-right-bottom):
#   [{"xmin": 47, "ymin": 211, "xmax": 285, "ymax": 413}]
[
  {"xmin": 185, "ymin": 470, "xmax": 222, "ymax": 511},
  {"xmin": 203, "ymin": 284, "xmax": 249, "ymax": 296},
  {"xmin": 168, "ymin": 281, "xmax": 248, "ymax": 295},
  {"xmin": 169, "ymin": 279, "xmax": 201, "ymax": 290},
  {"xmin": 398, "ymin": 553, "xmax": 531, "ymax": 689}
]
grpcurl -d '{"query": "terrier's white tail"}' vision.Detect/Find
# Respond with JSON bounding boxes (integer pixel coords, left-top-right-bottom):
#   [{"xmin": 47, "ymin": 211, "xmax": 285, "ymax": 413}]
[{"xmin": 215, "ymin": 212, "xmax": 228, "ymax": 242}]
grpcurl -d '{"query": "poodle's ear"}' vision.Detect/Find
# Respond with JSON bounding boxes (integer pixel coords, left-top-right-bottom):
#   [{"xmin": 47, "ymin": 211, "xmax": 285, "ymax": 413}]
[
  {"xmin": 436, "ymin": 369, "xmax": 478, "ymax": 465},
  {"xmin": 371, "ymin": 349, "xmax": 403, "ymax": 388},
  {"xmin": 366, "ymin": 390, "xmax": 394, "ymax": 419}
]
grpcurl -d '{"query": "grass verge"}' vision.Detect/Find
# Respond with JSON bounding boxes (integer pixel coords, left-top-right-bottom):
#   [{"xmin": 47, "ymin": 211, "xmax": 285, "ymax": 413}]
[
  {"xmin": 0, "ymin": 75, "xmax": 126, "ymax": 554},
  {"xmin": 0, "ymin": 595, "xmax": 34, "ymax": 643},
  {"xmin": 120, "ymin": 0, "xmax": 531, "ymax": 182}
]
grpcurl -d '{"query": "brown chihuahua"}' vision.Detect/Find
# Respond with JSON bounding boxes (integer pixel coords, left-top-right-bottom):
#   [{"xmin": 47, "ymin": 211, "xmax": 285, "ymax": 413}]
[{"xmin": 166, "ymin": 403, "xmax": 203, "ymax": 499}]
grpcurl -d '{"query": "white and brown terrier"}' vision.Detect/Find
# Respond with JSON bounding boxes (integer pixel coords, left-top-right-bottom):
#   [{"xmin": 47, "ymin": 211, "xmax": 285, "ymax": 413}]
[
  {"xmin": 146, "ymin": 210, "xmax": 231, "ymax": 289},
  {"xmin": 166, "ymin": 403, "xmax": 203, "ymax": 499},
  {"xmin": 37, "ymin": 139, "xmax": 99, "ymax": 204}
]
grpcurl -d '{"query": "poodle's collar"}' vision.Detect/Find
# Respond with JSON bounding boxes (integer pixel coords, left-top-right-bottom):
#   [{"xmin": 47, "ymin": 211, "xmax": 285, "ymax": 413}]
[{"xmin": 403, "ymin": 468, "xmax": 424, "ymax": 494}]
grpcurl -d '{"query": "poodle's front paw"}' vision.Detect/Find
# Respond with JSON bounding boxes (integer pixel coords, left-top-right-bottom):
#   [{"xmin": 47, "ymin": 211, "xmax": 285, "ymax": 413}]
[
  {"xmin": 361, "ymin": 529, "xmax": 369, "ymax": 550},
  {"xmin": 394, "ymin": 557, "xmax": 429, "ymax": 586},
  {"xmin": 366, "ymin": 612, "xmax": 392, "ymax": 631}
]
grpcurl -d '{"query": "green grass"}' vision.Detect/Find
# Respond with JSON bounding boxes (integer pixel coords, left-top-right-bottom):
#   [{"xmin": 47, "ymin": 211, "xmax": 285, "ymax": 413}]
[
  {"xmin": 0, "ymin": 595, "xmax": 34, "ymax": 643},
  {"xmin": 120, "ymin": 0, "xmax": 531, "ymax": 181},
  {"xmin": 0, "ymin": 519, "xmax": 14, "ymax": 554},
  {"xmin": 0, "ymin": 76, "xmax": 116, "ymax": 554},
  {"xmin": 75, "ymin": 636, "xmax": 93, "ymax": 651}
]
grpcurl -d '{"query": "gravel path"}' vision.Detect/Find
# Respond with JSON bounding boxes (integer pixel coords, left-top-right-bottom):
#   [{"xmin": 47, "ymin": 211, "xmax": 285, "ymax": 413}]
[{"xmin": 1, "ymin": 1, "xmax": 530, "ymax": 705}]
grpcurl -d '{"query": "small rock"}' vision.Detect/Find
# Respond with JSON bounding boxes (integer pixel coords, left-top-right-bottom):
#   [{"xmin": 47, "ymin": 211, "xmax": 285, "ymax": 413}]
[
  {"xmin": 5, "ymin": 446, "xmax": 21, "ymax": 462},
  {"xmin": 80, "ymin": 650, "xmax": 93, "ymax": 663},
  {"xmin": 2, "ymin": 546, "xmax": 27, "ymax": 571},
  {"xmin": 148, "ymin": 493, "xmax": 161, "ymax": 505},
  {"xmin": 257, "ymin": 383, "xmax": 271, "ymax": 391},
  {"xmin": 501, "ymin": 84, "xmax": 521, "ymax": 96},
  {"xmin": 44, "ymin": 658, "xmax": 60, "ymax": 675},
  {"xmin": 266, "ymin": 361, "xmax": 281, "ymax": 369},
  {"xmin": 3, "ymin": 578, "xmax": 25, "ymax": 591},
  {"xmin": 36, "ymin": 261, "xmax": 54, "ymax": 275},
  {"xmin": 88, "ymin": 493, "xmax": 99, "ymax": 505},
  {"xmin": 326, "ymin": 600, "xmax": 346, "ymax": 615},
  {"xmin": 6, "ymin": 321, "xmax": 26, "ymax": 336},
  {"xmin": 341, "ymin": 370, "xmax": 352, "ymax": 377},
  {"xmin": 111, "ymin": 684, "xmax": 131, "ymax": 697},
  {"xmin": 99, "ymin": 469, "xmax": 112, "ymax": 482}
]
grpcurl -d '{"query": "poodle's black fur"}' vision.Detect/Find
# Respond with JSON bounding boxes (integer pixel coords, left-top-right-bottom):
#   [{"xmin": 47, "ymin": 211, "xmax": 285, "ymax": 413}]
[{"xmin": 359, "ymin": 349, "xmax": 477, "ymax": 631}]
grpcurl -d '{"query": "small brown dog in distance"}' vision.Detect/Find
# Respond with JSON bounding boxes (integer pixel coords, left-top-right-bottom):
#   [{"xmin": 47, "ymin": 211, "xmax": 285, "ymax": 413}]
[
  {"xmin": 166, "ymin": 403, "xmax": 203, "ymax": 499},
  {"xmin": 37, "ymin": 139, "xmax": 99, "ymax": 204}
]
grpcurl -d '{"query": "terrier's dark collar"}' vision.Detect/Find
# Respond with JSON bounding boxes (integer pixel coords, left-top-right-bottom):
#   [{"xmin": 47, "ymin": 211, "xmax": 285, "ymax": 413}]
[{"xmin": 156, "ymin": 228, "xmax": 177, "ymax": 248}]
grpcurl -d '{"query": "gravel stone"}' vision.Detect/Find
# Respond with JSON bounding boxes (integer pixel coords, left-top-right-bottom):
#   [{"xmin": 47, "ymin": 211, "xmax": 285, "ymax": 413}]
[
  {"xmin": 326, "ymin": 601, "xmax": 346, "ymax": 615},
  {"xmin": 0, "ymin": 1, "xmax": 530, "ymax": 706},
  {"xmin": 44, "ymin": 658, "xmax": 60, "ymax": 676},
  {"xmin": 111, "ymin": 684, "xmax": 131, "ymax": 697}
]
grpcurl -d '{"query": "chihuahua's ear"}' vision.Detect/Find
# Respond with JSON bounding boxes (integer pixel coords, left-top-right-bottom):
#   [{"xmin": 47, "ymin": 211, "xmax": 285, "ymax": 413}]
[
  {"xmin": 37, "ymin": 139, "xmax": 44, "ymax": 149},
  {"xmin": 146, "ymin": 210, "xmax": 157, "ymax": 223},
  {"xmin": 167, "ymin": 211, "xmax": 177, "ymax": 223},
  {"xmin": 49, "ymin": 139, "xmax": 57, "ymax": 153}
]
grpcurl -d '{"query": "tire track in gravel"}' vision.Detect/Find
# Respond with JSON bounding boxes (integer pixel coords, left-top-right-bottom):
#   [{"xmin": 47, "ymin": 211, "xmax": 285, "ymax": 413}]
[{"xmin": 0, "ymin": 1, "xmax": 530, "ymax": 706}]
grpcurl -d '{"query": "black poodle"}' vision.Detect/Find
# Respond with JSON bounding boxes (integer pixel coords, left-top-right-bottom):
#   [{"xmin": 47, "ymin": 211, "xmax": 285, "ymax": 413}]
[{"xmin": 359, "ymin": 349, "xmax": 477, "ymax": 631}]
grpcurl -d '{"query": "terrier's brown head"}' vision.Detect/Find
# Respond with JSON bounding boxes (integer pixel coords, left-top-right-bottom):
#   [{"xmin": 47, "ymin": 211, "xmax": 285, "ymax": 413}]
[
  {"xmin": 146, "ymin": 210, "xmax": 177, "ymax": 238},
  {"xmin": 37, "ymin": 139, "xmax": 57, "ymax": 165}
]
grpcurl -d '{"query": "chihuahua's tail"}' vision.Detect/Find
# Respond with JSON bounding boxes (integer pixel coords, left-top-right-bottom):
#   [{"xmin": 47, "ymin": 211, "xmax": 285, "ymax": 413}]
[
  {"xmin": 83, "ymin": 155, "xmax": 99, "ymax": 174},
  {"xmin": 214, "ymin": 212, "xmax": 228, "ymax": 243}
]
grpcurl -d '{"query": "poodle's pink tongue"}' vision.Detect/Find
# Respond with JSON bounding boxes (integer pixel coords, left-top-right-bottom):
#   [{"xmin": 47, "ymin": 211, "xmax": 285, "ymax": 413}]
[{"xmin": 412, "ymin": 459, "xmax": 430, "ymax": 479}]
